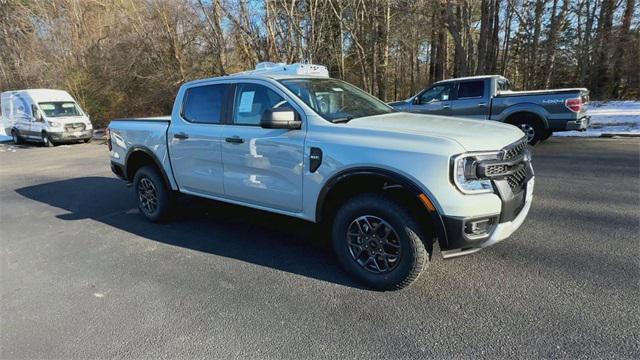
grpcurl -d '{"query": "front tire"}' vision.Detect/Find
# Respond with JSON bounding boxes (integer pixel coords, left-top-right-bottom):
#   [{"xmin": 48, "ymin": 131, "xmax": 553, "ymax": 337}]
[
  {"xmin": 512, "ymin": 115, "xmax": 544, "ymax": 145},
  {"xmin": 331, "ymin": 193, "xmax": 429, "ymax": 290},
  {"xmin": 11, "ymin": 129, "xmax": 23, "ymax": 145},
  {"xmin": 133, "ymin": 165, "xmax": 173, "ymax": 222},
  {"xmin": 41, "ymin": 132, "xmax": 55, "ymax": 147}
]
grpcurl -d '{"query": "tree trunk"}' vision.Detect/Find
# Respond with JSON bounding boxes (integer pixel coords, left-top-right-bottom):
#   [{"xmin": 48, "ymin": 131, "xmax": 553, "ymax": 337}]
[
  {"xmin": 543, "ymin": 0, "xmax": 569, "ymax": 88},
  {"xmin": 611, "ymin": 0, "xmax": 636, "ymax": 97},
  {"xmin": 593, "ymin": 0, "xmax": 615, "ymax": 98}
]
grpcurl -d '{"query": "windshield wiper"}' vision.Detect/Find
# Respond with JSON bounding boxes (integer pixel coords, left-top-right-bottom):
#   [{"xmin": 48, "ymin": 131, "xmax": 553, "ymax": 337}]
[{"xmin": 331, "ymin": 116, "xmax": 354, "ymax": 123}]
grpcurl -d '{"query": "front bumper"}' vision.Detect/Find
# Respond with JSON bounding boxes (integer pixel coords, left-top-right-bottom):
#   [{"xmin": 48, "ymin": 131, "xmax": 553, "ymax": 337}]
[
  {"xmin": 440, "ymin": 177, "xmax": 534, "ymax": 259},
  {"xmin": 565, "ymin": 116, "xmax": 590, "ymax": 131},
  {"xmin": 480, "ymin": 178, "xmax": 534, "ymax": 248},
  {"xmin": 49, "ymin": 130, "xmax": 93, "ymax": 141}
]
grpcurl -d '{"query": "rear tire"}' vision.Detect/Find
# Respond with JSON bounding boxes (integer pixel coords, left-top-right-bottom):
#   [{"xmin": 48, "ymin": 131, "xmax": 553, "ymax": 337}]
[
  {"xmin": 133, "ymin": 165, "xmax": 173, "ymax": 222},
  {"xmin": 41, "ymin": 132, "xmax": 55, "ymax": 147},
  {"xmin": 83, "ymin": 138, "xmax": 91, "ymax": 143},
  {"xmin": 541, "ymin": 130, "xmax": 553, "ymax": 142},
  {"xmin": 331, "ymin": 193, "xmax": 429, "ymax": 291},
  {"xmin": 11, "ymin": 129, "xmax": 23, "ymax": 145},
  {"xmin": 510, "ymin": 114, "xmax": 544, "ymax": 145}
]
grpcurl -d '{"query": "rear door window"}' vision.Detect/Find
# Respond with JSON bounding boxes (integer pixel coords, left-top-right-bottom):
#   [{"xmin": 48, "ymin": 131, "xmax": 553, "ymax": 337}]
[
  {"xmin": 182, "ymin": 84, "xmax": 226, "ymax": 124},
  {"xmin": 497, "ymin": 79, "xmax": 511, "ymax": 92},
  {"xmin": 456, "ymin": 81, "xmax": 484, "ymax": 99}
]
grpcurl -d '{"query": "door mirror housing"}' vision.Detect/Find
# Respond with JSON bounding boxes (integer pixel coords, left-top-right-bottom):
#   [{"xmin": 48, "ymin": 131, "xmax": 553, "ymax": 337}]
[
  {"xmin": 33, "ymin": 107, "xmax": 44, "ymax": 122},
  {"xmin": 413, "ymin": 97, "xmax": 421, "ymax": 105},
  {"xmin": 261, "ymin": 107, "xmax": 301, "ymax": 129}
]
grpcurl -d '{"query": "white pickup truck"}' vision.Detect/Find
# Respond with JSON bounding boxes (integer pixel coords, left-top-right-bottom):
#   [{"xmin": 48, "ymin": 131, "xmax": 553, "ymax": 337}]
[{"xmin": 108, "ymin": 63, "xmax": 534, "ymax": 290}]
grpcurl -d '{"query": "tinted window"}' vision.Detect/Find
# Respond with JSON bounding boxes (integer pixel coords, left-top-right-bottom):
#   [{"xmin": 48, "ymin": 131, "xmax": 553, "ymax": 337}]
[
  {"xmin": 182, "ymin": 84, "xmax": 225, "ymax": 124},
  {"xmin": 419, "ymin": 84, "xmax": 452, "ymax": 103},
  {"xmin": 457, "ymin": 81, "xmax": 484, "ymax": 98},
  {"xmin": 233, "ymin": 83, "xmax": 286, "ymax": 126}
]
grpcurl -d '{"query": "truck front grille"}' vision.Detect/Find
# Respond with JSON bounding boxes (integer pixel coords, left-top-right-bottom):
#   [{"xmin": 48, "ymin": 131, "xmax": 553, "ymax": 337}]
[
  {"xmin": 485, "ymin": 164, "xmax": 508, "ymax": 176},
  {"xmin": 503, "ymin": 138, "xmax": 527, "ymax": 160},
  {"xmin": 507, "ymin": 166, "xmax": 530, "ymax": 189},
  {"xmin": 65, "ymin": 123, "xmax": 86, "ymax": 132},
  {"xmin": 502, "ymin": 138, "xmax": 531, "ymax": 190}
]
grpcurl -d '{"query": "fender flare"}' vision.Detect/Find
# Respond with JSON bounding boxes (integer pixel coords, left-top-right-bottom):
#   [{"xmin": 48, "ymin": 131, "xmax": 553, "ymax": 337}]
[
  {"xmin": 315, "ymin": 167, "xmax": 448, "ymax": 247},
  {"xmin": 499, "ymin": 105, "xmax": 550, "ymax": 130},
  {"xmin": 125, "ymin": 146, "xmax": 173, "ymax": 189}
]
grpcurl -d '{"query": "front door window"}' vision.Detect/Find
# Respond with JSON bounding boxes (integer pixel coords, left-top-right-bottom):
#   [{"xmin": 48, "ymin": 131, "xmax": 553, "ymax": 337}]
[{"xmin": 419, "ymin": 84, "xmax": 452, "ymax": 104}]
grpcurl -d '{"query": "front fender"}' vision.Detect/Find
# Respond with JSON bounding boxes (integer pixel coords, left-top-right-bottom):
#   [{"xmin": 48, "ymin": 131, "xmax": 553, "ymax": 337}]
[{"xmin": 314, "ymin": 166, "xmax": 449, "ymax": 249}]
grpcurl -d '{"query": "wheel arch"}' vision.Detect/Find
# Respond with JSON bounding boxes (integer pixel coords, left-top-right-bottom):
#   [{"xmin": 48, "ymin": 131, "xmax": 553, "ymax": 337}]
[
  {"xmin": 315, "ymin": 167, "xmax": 448, "ymax": 249},
  {"xmin": 125, "ymin": 147, "xmax": 172, "ymax": 190},
  {"xmin": 504, "ymin": 109, "xmax": 549, "ymax": 130}
]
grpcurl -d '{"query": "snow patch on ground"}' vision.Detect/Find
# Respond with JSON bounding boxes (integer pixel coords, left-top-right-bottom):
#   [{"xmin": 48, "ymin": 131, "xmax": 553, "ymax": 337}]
[{"xmin": 555, "ymin": 101, "xmax": 640, "ymax": 137}]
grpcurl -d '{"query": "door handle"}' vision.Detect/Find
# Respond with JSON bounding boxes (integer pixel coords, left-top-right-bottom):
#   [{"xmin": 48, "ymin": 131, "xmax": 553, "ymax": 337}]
[
  {"xmin": 225, "ymin": 136, "xmax": 244, "ymax": 144},
  {"xmin": 442, "ymin": 105, "xmax": 451, "ymax": 110},
  {"xmin": 173, "ymin": 132, "xmax": 189, "ymax": 140},
  {"xmin": 478, "ymin": 103, "xmax": 487, "ymax": 108}
]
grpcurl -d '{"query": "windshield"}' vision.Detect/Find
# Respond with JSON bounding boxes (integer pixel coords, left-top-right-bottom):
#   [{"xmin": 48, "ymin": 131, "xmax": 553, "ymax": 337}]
[
  {"xmin": 279, "ymin": 78, "xmax": 394, "ymax": 122},
  {"xmin": 38, "ymin": 102, "xmax": 83, "ymax": 118}
]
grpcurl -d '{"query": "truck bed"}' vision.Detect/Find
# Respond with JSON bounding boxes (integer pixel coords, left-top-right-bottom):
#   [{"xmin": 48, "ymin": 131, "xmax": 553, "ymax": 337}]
[
  {"xmin": 496, "ymin": 88, "xmax": 588, "ymax": 98},
  {"xmin": 110, "ymin": 116, "xmax": 171, "ymax": 122},
  {"xmin": 108, "ymin": 116, "xmax": 175, "ymax": 188}
]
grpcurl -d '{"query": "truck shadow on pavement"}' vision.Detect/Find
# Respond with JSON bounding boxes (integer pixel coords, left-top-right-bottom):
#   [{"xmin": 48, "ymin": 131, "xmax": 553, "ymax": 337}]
[{"xmin": 15, "ymin": 176, "xmax": 364, "ymax": 289}]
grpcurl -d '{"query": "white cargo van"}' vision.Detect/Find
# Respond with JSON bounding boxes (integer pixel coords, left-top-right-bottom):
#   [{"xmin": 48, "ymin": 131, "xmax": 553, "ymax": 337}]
[{"xmin": 1, "ymin": 89, "xmax": 93, "ymax": 146}]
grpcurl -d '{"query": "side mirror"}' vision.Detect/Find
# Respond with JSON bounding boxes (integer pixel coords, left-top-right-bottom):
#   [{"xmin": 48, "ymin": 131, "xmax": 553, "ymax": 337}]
[
  {"xmin": 261, "ymin": 107, "xmax": 301, "ymax": 129},
  {"xmin": 34, "ymin": 110, "xmax": 44, "ymax": 122},
  {"xmin": 413, "ymin": 97, "xmax": 421, "ymax": 105}
]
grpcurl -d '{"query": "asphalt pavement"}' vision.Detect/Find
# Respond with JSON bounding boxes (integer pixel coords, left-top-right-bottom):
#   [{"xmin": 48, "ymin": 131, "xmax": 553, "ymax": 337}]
[{"xmin": 0, "ymin": 137, "xmax": 638, "ymax": 359}]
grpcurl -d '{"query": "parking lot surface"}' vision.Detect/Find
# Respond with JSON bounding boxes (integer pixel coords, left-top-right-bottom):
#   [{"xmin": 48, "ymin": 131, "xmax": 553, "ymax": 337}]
[{"xmin": 1, "ymin": 138, "xmax": 638, "ymax": 359}]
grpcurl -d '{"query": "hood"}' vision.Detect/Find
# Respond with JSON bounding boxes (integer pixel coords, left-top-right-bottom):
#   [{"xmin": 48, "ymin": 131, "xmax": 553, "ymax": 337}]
[
  {"xmin": 44, "ymin": 116, "xmax": 90, "ymax": 125},
  {"xmin": 387, "ymin": 100, "xmax": 410, "ymax": 107},
  {"xmin": 346, "ymin": 112, "xmax": 525, "ymax": 151}
]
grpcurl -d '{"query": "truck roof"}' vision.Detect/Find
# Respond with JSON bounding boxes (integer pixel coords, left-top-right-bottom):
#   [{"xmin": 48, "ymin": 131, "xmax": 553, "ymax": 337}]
[
  {"xmin": 184, "ymin": 73, "xmax": 328, "ymax": 87},
  {"xmin": 182, "ymin": 63, "xmax": 331, "ymax": 87},
  {"xmin": 434, "ymin": 75, "xmax": 505, "ymax": 84}
]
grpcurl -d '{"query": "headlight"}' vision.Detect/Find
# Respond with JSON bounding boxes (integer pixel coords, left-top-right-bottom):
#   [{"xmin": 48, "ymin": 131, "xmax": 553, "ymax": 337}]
[
  {"xmin": 86, "ymin": 123, "xmax": 93, "ymax": 130},
  {"xmin": 47, "ymin": 120, "xmax": 61, "ymax": 127},
  {"xmin": 452, "ymin": 152, "xmax": 502, "ymax": 194}
]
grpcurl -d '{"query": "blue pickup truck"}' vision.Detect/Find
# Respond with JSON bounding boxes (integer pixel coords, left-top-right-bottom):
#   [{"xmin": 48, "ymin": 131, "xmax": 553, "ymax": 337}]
[{"xmin": 389, "ymin": 75, "xmax": 590, "ymax": 145}]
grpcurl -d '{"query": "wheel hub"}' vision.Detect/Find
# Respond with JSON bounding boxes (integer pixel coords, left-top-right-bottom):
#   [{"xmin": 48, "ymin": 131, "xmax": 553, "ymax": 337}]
[
  {"xmin": 346, "ymin": 215, "xmax": 401, "ymax": 274},
  {"xmin": 137, "ymin": 177, "xmax": 158, "ymax": 214},
  {"xmin": 519, "ymin": 124, "xmax": 535, "ymax": 143}
]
